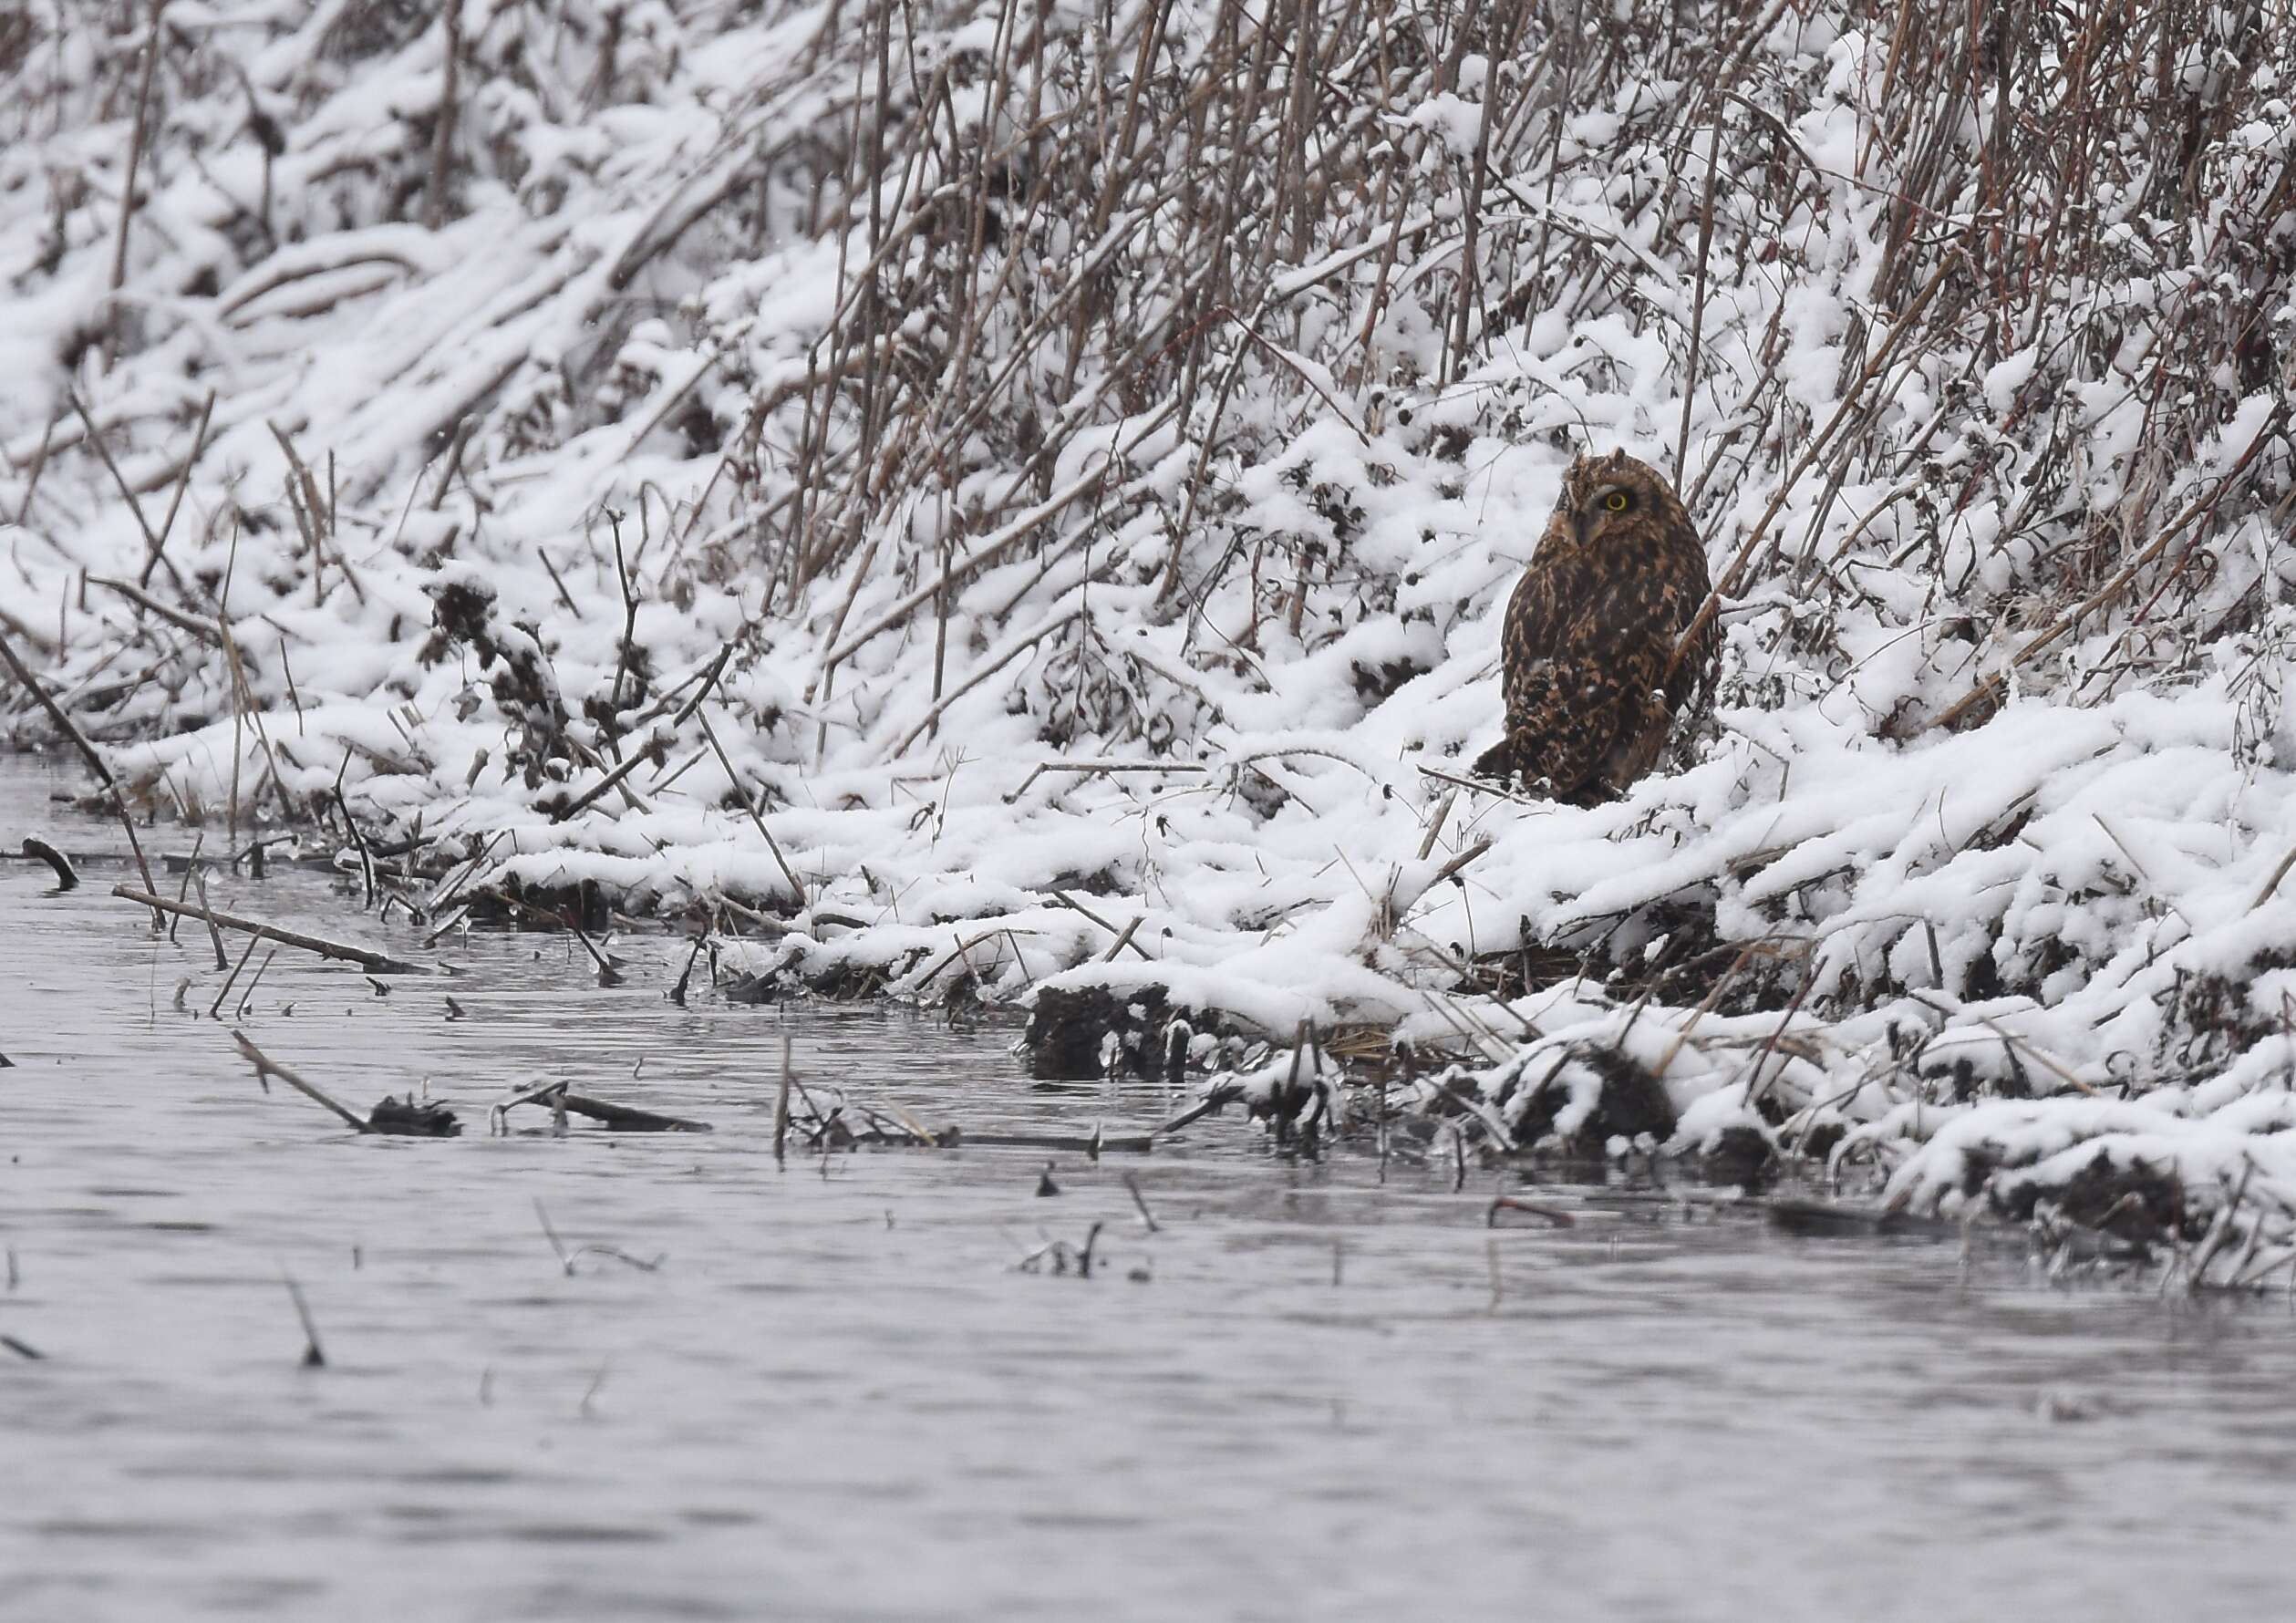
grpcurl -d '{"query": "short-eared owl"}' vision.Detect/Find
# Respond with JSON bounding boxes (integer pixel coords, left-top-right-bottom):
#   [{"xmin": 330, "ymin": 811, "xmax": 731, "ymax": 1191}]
[{"xmin": 1470, "ymin": 450, "xmax": 1718, "ymax": 803}]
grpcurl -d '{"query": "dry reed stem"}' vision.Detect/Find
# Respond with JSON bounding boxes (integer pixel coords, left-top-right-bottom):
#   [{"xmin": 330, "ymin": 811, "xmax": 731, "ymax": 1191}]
[{"xmin": 108, "ymin": 0, "xmax": 164, "ymax": 293}]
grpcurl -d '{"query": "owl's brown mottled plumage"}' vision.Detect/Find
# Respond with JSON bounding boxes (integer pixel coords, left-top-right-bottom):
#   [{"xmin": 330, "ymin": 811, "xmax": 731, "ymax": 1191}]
[{"xmin": 1470, "ymin": 450, "xmax": 1718, "ymax": 804}]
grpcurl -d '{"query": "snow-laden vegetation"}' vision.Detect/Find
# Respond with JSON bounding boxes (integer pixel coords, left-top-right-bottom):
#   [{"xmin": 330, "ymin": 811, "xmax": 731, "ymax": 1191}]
[{"xmin": 5, "ymin": 0, "xmax": 2295, "ymax": 1268}]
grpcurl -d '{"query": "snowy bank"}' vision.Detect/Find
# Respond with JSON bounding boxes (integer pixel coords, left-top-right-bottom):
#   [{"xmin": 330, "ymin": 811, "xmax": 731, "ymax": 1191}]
[{"xmin": 5, "ymin": 0, "xmax": 2295, "ymax": 1253}]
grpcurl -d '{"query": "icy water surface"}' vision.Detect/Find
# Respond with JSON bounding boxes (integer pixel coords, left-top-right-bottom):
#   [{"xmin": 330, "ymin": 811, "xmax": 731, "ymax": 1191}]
[{"xmin": 2, "ymin": 755, "xmax": 2292, "ymax": 1622}]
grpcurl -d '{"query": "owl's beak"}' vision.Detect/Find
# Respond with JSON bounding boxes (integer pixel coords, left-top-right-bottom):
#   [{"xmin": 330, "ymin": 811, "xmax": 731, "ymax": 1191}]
[{"xmin": 1570, "ymin": 509, "xmax": 1593, "ymax": 549}]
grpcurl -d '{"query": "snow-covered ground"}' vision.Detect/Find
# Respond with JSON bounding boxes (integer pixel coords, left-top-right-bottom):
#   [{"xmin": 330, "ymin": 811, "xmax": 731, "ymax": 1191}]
[{"xmin": 5, "ymin": 0, "xmax": 2293, "ymax": 1266}]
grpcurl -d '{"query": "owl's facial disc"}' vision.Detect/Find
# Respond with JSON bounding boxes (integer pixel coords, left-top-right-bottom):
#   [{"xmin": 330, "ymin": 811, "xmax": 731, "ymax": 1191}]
[{"xmin": 1574, "ymin": 483, "xmax": 1635, "ymax": 545}]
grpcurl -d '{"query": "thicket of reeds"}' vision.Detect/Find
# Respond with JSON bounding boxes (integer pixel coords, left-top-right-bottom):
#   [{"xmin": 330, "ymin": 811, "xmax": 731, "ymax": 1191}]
[{"xmin": 5, "ymin": 0, "xmax": 2289, "ymax": 745}]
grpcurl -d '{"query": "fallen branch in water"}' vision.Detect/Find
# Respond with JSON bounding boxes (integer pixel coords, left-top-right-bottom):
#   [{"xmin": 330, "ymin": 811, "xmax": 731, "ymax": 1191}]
[
  {"xmin": 491, "ymin": 1079, "xmax": 710, "ymax": 1133},
  {"xmin": 114, "ymin": 884, "xmax": 426, "ymax": 974},
  {"xmin": 233, "ymin": 1029, "xmax": 366, "ymax": 1128},
  {"xmin": 1153, "ymin": 1081, "xmax": 1246, "ymax": 1135},
  {"xmin": 556, "ymin": 1090, "xmax": 711, "ymax": 1132},
  {"xmin": 231, "ymin": 1029, "xmax": 461, "ymax": 1136},
  {"xmin": 534, "ymin": 1197, "xmax": 664, "ymax": 1274},
  {"xmin": 1486, "ymin": 1195, "xmax": 1577, "ymax": 1228}
]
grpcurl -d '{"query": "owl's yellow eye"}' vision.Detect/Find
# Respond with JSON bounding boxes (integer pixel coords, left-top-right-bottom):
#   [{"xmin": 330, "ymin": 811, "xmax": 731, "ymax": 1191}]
[{"xmin": 1603, "ymin": 491, "xmax": 1630, "ymax": 512}]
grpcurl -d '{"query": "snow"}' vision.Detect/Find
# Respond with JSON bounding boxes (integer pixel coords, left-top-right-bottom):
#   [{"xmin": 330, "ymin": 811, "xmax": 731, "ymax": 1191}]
[{"xmin": 5, "ymin": 0, "xmax": 2295, "ymax": 1256}]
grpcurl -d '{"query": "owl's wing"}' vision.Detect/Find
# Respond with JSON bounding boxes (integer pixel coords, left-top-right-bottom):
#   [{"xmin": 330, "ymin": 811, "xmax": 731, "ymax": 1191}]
[
  {"xmin": 1656, "ymin": 581, "xmax": 1718, "ymax": 718},
  {"xmin": 1499, "ymin": 548, "xmax": 1588, "ymax": 676}
]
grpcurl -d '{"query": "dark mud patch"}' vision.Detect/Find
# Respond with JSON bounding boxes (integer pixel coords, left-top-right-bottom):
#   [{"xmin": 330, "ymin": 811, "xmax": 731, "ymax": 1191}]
[
  {"xmin": 1999, "ymin": 1148, "xmax": 2197, "ymax": 1246},
  {"xmin": 1510, "ymin": 1042, "xmax": 1679, "ymax": 1157},
  {"xmin": 1023, "ymin": 984, "xmax": 1182, "ymax": 1081}
]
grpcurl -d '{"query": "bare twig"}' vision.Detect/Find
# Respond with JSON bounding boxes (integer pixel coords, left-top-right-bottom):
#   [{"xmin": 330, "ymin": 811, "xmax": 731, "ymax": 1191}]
[{"xmin": 232, "ymin": 1029, "xmax": 369, "ymax": 1130}]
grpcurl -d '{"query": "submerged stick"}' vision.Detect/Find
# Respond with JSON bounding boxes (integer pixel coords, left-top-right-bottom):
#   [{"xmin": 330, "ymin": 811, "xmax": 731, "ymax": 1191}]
[
  {"xmin": 189, "ymin": 871, "xmax": 230, "ymax": 969},
  {"xmin": 283, "ymin": 1273, "xmax": 326, "ymax": 1367},
  {"xmin": 1487, "ymin": 1195, "xmax": 1577, "ymax": 1228},
  {"xmin": 208, "ymin": 929, "xmax": 264, "ymax": 1018},
  {"xmin": 332, "ymin": 754, "xmax": 376, "ymax": 909},
  {"xmin": 490, "ymin": 1078, "xmax": 567, "ymax": 1135},
  {"xmin": 534, "ymin": 1199, "xmax": 575, "ymax": 1273},
  {"xmin": 553, "ymin": 1091, "xmax": 711, "ymax": 1132},
  {"xmin": 232, "ymin": 1029, "xmax": 369, "ymax": 1130},
  {"xmin": 234, "ymin": 948, "xmax": 280, "ymax": 1017},
  {"xmin": 1153, "ymin": 1083, "xmax": 1243, "ymax": 1135},
  {"xmin": 17, "ymin": 837, "xmax": 76, "ymax": 889},
  {"xmin": 233, "ymin": 1031, "xmax": 458, "ymax": 1136},
  {"xmin": 535, "ymin": 1198, "xmax": 662, "ymax": 1274},
  {"xmin": 113, "ymin": 884, "xmax": 425, "ymax": 973},
  {"xmin": 493, "ymin": 1080, "xmax": 709, "ymax": 1133},
  {"xmin": 773, "ymin": 1034, "xmax": 792, "ymax": 1165},
  {"xmin": 1122, "ymin": 1173, "xmax": 1161, "ymax": 1232}
]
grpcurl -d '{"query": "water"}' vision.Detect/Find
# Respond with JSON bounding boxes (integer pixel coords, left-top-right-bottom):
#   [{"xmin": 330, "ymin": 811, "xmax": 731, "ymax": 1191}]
[{"xmin": 2, "ymin": 753, "xmax": 2291, "ymax": 1621}]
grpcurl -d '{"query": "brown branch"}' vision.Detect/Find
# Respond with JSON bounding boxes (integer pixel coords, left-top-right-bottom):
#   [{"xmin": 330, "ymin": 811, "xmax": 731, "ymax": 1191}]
[{"xmin": 112, "ymin": 884, "xmax": 425, "ymax": 973}]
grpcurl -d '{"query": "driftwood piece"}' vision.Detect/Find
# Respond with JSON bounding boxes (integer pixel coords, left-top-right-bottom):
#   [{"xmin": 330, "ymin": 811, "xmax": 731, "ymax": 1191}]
[
  {"xmin": 556, "ymin": 1090, "xmax": 711, "ymax": 1132},
  {"xmin": 231, "ymin": 1029, "xmax": 461, "ymax": 1136},
  {"xmin": 491, "ymin": 1080, "xmax": 711, "ymax": 1134},
  {"xmin": 233, "ymin": 1029, "xmax": 367, "ymax": 1128},
  {"xmin": 114, "ymin": 884, "xmax": 425, "ymax": 974},
  {"xmin": 1487, "ymin": 1195, "xmax": 1577, "ymax": 1228},
  {"xmin": 1153, "ymin": 1083, "xmax": 1245, "ymax": 1135}
]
